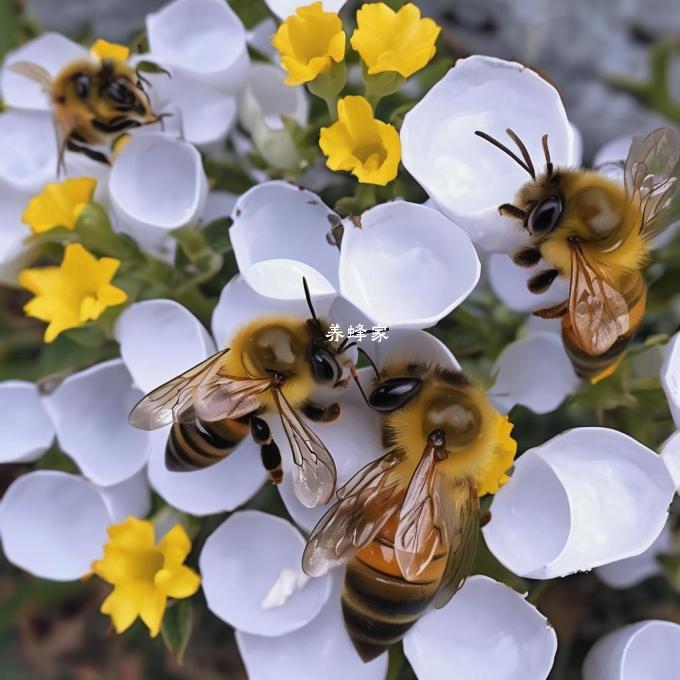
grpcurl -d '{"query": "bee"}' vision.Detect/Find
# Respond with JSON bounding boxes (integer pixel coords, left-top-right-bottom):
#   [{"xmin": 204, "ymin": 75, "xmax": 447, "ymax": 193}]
[
  {"xmin": 302, "ymin": 362, "xmax": 516, "ymax": 661},
  {"xmin": 475, "ymin": 126, "xmax": 680, "ymax": 379},
  {"xmin": 10, "ymin": 52, "xmax": 164, "ymax": 172},
  {"xmin": 128, "ymin": 279, "xmax": 376, "ymax": 509}
]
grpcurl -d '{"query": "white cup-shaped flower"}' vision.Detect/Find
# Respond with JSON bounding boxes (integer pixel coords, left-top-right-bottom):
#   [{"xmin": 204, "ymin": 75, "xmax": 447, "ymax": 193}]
[
  {"xmin": 146, "ymin": 0, "xmax": 249, "ymax": 92},
  {"xmin": 231, "ymin": 181, "xmax": 339, "ymax": 288},
  {"xmin": 491, "ymin": 331, "xmax": 580, "ymax": 414},
  {"xmin": 97, "ymin": 470, "xmax": 151, "ymax": 523},
  {"xmin": 43, "ymin": 359, "xmax": 149, "ymax": 486},
  {"xmin": 239, "ymin": 63, "xmax": 309, "ymax": 170},
  {"xmin": 484, "ymin": 428, "xmax": 676, "ymax": 579},
  {"xmin": 661, "ymin": 332, "xmax": 680, "ymax": 429},
  {"xmin": 401, "ymin": 55, "xmax": 576, "ymax": 253},
  {"xmin": 0, "ymin": 470, "xmax": 140, "ymax": 580},
  {"xmin": 0, "ymin": 183, "xmax": 35, "ymax": 286},
  {"xmin": 264, "ymin": 0, "xmax": 347, "ymax": 20},
  {"xmin": 236, "ymin": 577, "xmax": 388, "ymax": 680},
  {"xmin": 200, "ymin": 511, "xmax": 332, "ymax": 635},
  {"xmin": 0, "ymin": 381, "xmax": 54, "ymax": 463},
  {"xmin": 0, "ymin": 32, "xmax": 88, "ymax": 110},
  {"xmin": 660, "ymin": 431, "xmax": 680, "ymax": 492},
  {"xmin": 404, "ymin": 576, "xmax": 557, "ymax": 680},
  {"xmin": 108, "ymin": 133, "xmax": 208, "ymax": 255},
  {"xmin": 339, "ymin": 201, "xmax": 480, "ymax": 328},
  {"xmin": 0, "ymin": 111, "xmax": 57, "ymax": 193},
  {"xmin": 583, "ymin": 620, "xmax": 680, "ymax": 680}
]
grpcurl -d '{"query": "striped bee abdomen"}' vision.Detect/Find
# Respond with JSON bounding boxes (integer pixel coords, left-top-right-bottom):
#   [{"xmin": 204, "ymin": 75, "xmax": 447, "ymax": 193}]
[
  {"xmin": 341, "ymin": 517, "xmax": 446, "ymax": 662},
  {"xmin": 165, "ymin": 414, "xmax": 250, "ymax": 472}
]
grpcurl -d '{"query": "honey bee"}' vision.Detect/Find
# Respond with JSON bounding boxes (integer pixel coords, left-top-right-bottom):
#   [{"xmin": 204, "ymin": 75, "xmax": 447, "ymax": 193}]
[
  {"xmin": 475, "ymin": 127, "xmax": 680, "ymax": 379},
  {"xmin": 128, "ymin": 280, "xmax": 375, "ymax": 509},
  {"xmin": 10, "ymin": 52, "xmax": 164, "ymax": 172},
  {"xmin": 302, "ymin": 362, "xmax": 516, "ymax": 661}
]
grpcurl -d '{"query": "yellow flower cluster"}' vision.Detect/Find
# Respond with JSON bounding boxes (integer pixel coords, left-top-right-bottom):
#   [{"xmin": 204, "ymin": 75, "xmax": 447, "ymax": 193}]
[{"xmin": 272, "ymin": 2, "xmax": 440, "ymax": 186}]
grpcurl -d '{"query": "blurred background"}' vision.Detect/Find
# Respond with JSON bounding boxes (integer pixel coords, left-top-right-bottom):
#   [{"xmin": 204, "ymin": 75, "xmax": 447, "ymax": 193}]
[{"xmin": 0, "ymin": 0, "xmax": 679, "ymax": 678}]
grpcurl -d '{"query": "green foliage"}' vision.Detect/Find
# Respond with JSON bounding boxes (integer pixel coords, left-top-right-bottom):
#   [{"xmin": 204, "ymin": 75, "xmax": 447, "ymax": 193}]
[{"xmin": 161, "ymin": 599, "xmax": 194, "ymax": 665}]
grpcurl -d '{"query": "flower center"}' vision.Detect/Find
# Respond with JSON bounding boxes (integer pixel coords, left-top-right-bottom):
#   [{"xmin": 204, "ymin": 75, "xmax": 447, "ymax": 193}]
[
  {"xmin": 354, "ymin": 142, "xmax": 387, "ymax": 168},
  {"xmin": 127, "ymin": 549, "xmax": 165, "ymax": 582}
]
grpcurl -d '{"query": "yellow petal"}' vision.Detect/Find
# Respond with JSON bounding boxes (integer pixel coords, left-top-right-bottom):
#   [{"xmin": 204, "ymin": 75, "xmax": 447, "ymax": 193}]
[
  {"xmin": 155, "ymin": 565, "xmax": 201, "ymax": 598},
  {"xmin": 139, "ymin": 589, "xmax": 167, "ymax": 638},
  {"xmin": 158, "ymin": 524, "xmax": 192, "ymax": 565},
  {"xmin": 101, "ymin": 585, "xmax": 142, "ymax": 634},
  {"xmin": 22, "ymin": 177, "xmax": 97, "ymax": 233},
  {"xmin": 91, "ymin": 39, "xmax": 130, "ymax": 62},
  {"xmin": 107, "ymin": 516, "xmax": 156, "ymax": 551}
]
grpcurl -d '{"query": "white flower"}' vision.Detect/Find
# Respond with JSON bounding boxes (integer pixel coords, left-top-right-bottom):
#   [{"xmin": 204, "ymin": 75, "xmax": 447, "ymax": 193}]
[
  {"xmin": 401, "ymin": 55, "xmax": 579, "ymax": 253},
  {"xmin": 661, "ymin": 331, "xmax": 680, "ymax": 429},
  {"xmin": 583, "ymin": 620, "xmax": 680, "ymax": 680},
  {"xmin": 0, "ymin": 469, "xmax": 149, "ymax": 580}
]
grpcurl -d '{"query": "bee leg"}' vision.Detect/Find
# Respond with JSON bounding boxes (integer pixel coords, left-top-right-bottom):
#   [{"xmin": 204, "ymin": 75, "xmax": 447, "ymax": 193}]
[
  {"xmin": 66, "ymin": 139, "xmax": 111, "ymax": 166},
  {"xmin": 527, "ymin": 269, "xmax": 560, "ymax": 294},
  {"xmin": 512, "ymin": 247, "xmax": 542, "ymax": 267},
  {"xmin": 92, "ymin": 118, "xmax": 142, "ymax": 134},
  {"xmin": 251, "ymin": 416, "xmax": 283, "ymax": 485},
  {"xmin": 302, "ymin": 401, "xmax": 342, "ymax": 423},
  {"xmin": 480, "ymin": 510, "xmax": 492, "ymax": 527}
]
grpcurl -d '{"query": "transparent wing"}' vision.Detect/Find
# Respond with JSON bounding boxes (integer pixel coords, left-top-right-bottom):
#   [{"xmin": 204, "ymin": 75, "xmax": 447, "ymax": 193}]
[
  {"xmin": 433, "ymin": 478, "xmax": 480, "ymax": 608},
  {"xmin": 568, "ymin": 246, "xmax": 630, "ymax": 356},
  {"xmin": 302, "ymin": 450, "xmax": 405, "ymax": 577},
  {"xmin": 624, "ymin": 127, "xmax": 680, "ymax": 240},
  {"xmin": 9, "ymin": 61, "xmax": 53, "ymax": 90},
  {"xmin": 128, "ymin": 349, "xmax": 270, "ymax": 430},
  {"xmin": 272, "ymin": 389, "xmax": 337, "ymax": 508}
]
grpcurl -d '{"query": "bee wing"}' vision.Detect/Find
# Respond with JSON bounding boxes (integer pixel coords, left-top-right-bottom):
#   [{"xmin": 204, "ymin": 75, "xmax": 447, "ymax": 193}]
[
  {"xmin": 567, "ymin": 246, "xmax": 631, "ymax": 356},
  {"xmin": 432, "ymin": 478, "xmax": 480, "ymax": 609},
  {"xmin": 9, "ymin": 61, "xmax": 53, "ymax": 91},
  {"xmin": 624, "ymin": 127, "xmax": 680, "ymax": 240},
  {"xmin": 302, "ymin": 450, "xmax": 405, "ymax": 576},
  {"xmin": 128, "ymin": 349, "xmax": 270, "ymax": 430},
  {"xmin": 272, "ymin": 389, "xmax": 337, "ymax": 508}
]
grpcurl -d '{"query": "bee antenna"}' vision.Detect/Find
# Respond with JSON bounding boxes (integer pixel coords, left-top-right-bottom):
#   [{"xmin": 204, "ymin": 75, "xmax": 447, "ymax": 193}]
[
  {"xmin": 542, "ymin": 133, "xmax": 553, "ymax": 177},
  {"xmin": 302, "ymin": 277, "xmax": 318, "ymax": 322},
  {"xmin": 337, "ymin": 339, "xmax": 355, "ymax": 354},
  {"xmin": 474, "ymin": 130, "xmax": 534, "ymax": 179},
  {"xmin": 506, "ymin": 129, "xmax": 536, "ymax": 180},
  {"xmin": 356, "ymin": 347, "xmax": 381, "ymax": 380}
]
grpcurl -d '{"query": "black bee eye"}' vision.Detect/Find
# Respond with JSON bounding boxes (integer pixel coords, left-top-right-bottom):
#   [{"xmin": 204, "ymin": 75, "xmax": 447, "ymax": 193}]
[
  {"xmin": 73, "ymin": 73, "xmax": 90, "ymax": 99},
  {"xmin": 311, "ymin": 348, "xmax": 340, "ymax": 384},
  {"xmin": 104, "ymin": 78, "xmax": 134, "ymax": 106},
  {"xmin": 527, "ymin": 196, "xmax": 563, "ymax": 235},
  {"xmin": 369, "ymin": 377, "xmax": 422, "ymax": 412}
]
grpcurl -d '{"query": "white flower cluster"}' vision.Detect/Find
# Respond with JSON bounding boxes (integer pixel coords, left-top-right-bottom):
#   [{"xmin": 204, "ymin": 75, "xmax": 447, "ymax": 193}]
[{"xmin": 1, "ymin": 1, "xmax": 680, "ymax": 678}]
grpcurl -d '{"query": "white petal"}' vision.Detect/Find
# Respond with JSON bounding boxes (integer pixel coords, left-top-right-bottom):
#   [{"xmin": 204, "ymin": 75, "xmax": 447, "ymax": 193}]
[
  {"xmin": 0, "ymin": 33, "xmax": 88, "ymax": 111},
  {"xmin": 265, "ymin": 0, "xmax": 347, "ymax": 20},
  {"xmin": 339, "ymin": 202, "xmax": 480, "ymax": 328},
  {"xmin": 370, "ymin": 328, "xmax": 461, "ymax": 372},
  {"xmin": 97, "ymin": 470, "xmax": 151, "ymax": 522},
  {"xmin": 231, "ymin": 181, "xmax": 339, "ymax": 286},
  {"xmin": 491, "ymin": 332, "xmax": 579, "ymax": 414},
  {"xmin": 0, "ymin": 110, "xmax": 57, "ymax": 193},
  {"xmin": 570, "ymin": 123, "xmax": 584, "ymax": 166},
  {"xmin": 660, "ymin": 431, "xmax": 680, "ymax": 491},
  {"xmin": 0, "ymin": 471, "xmax": 110, "ymax": 580},
  {"xmin": 115, "ymin": 299, "xmax": 215, "ymax": 393},
  {"xmin": 0, "ymin": 184, "xmax": 33, "ymax": 284},
  {"xmin": 145, "ymin": 71, "xmax": 237, "ymax": 146},
  {"xmin": 246, "ymin": 18, "xmax": 278, "ymax": 59},
  {"xmin": 404, "ymin": 575, "xmax": 557, "ymax": 680},
  {"xmin": 43, "ymin": 359, "xmax": 149, "ymax": 486},
  {"xmin": 487, "ymin": 253, "xmax": 569, "ymax": 313},
  {"xmin": 108, "ymin": 133, "xmax": 208, "ymax": 255},
  {"xmin": 401, "ymin": 55, "xmax": 575, "ymax": 253},
  {"xmin": 147, "ymin": 428, "xmax": 265, "ymax": 515},
  {"xmin": 583, "ymin": 620, "xmax": 680, "ymax": 680},
  {"xmin": 0, "ymin": 381, "xmax": 54, "ymax": 463},
  {"xmin": 200, "ymin": 510, "xmax": 331, "ymax": 635},
  {"xmin": 237, "ymin": 575, "xmax": 387, "ymax": 680},
  {"xmin": 596, "ymin": 521, "xmax": 673, "ymax": 589},
  {"xmin": 211, "ymin": 271, "xmax": 335, "ymax": 349},
  {"xmin": 484, "ymin": 428, "xmax": 676, "ymax": 579},
  {"xmin": 202, "ymin": 190, "xmax": 238, "ymax": 224},
  {"xmin": 593, "ymin": 134, "xmax": 633, "ymax": 184},
  {"xmin": 146, "ymin": 0, "xmax": 249, "ymax": 92},
  {"xmin": 660, "ymin": 332, "xmax": 680, "ymax": 429}
]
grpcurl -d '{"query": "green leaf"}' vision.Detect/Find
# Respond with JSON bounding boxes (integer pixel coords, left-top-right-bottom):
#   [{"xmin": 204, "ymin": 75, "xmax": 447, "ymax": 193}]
[
  {"xmin": 172, "ymin": 225, "xmax": 209, "ymax": 262},
  {"xmin": 202, "ymin": 217, "xmax": 233, "ymax": 254},
  {"xmin": 161, "ymin": 599, "xmax": 193, "ymax": 665},
  {"xmin": 0, "ymin": 0, "xmax": 20, "ymax": 62},
  {"xmin": 75, "ymin": 203, "xmax": 144, "ymax": 263}
]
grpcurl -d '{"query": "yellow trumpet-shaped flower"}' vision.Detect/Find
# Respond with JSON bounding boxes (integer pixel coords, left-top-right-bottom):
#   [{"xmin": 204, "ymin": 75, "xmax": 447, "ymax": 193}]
[
  {"xmin": 22, "ymin": 177, "xmax": 97, "ymax": 234},
  {"xmin": 319, "ymin": 95, "xmax": 400, "ymax": 185},
  {"xmin": 92, "ymin": 517, "xmax": 201, "ymax": 638},
  {"xmin": 90, "ymin": 38, "xmax": 130, "ymax": 62},
  {"xmin": 272, "ymin": 2, "xmax": 346, "ymax": 86},
  {"xmin": 351, "ymin": 2, "xmax": 440, "ymax": 78},
  {"xmin": 20, "ymin": 243, "xmax": 128, "ymax": 343}
]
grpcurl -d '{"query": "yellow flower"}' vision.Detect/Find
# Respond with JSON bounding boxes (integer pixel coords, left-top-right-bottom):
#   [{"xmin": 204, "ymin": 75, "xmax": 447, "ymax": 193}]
[
  {"xmin": 22, "ymin": 177, "xmax": 97, "ymax": 234},
  {"xmin": 272, "ymin": 2, "xmax": 346, "ymax": 86},
  {"xmin": 92, "ymin": 517, "xmax": 201, "ymax": 638},
  {"xmin": 477, "ymin": 415, "xmax": 517, "ymax": 497},
  {"xmin": 319, "ymin": 95, "xmax": 400, "ymax": 185},
  {"xmin": 90, "ymin": 39, "xmax": 130, "ymax": 62},
  {"xmin": 351, "ymin": 2, "xmax": 440, "ymax": 78},
  {"xmin": 20, "ymin": 243, "xmax": 128, "ymax": 343}
]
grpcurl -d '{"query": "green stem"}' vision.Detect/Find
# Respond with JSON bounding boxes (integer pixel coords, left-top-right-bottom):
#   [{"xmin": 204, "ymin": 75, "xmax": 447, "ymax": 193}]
[{"xmin": 386, "ymin": 643, "xmax": 405, "ymax": 680}]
